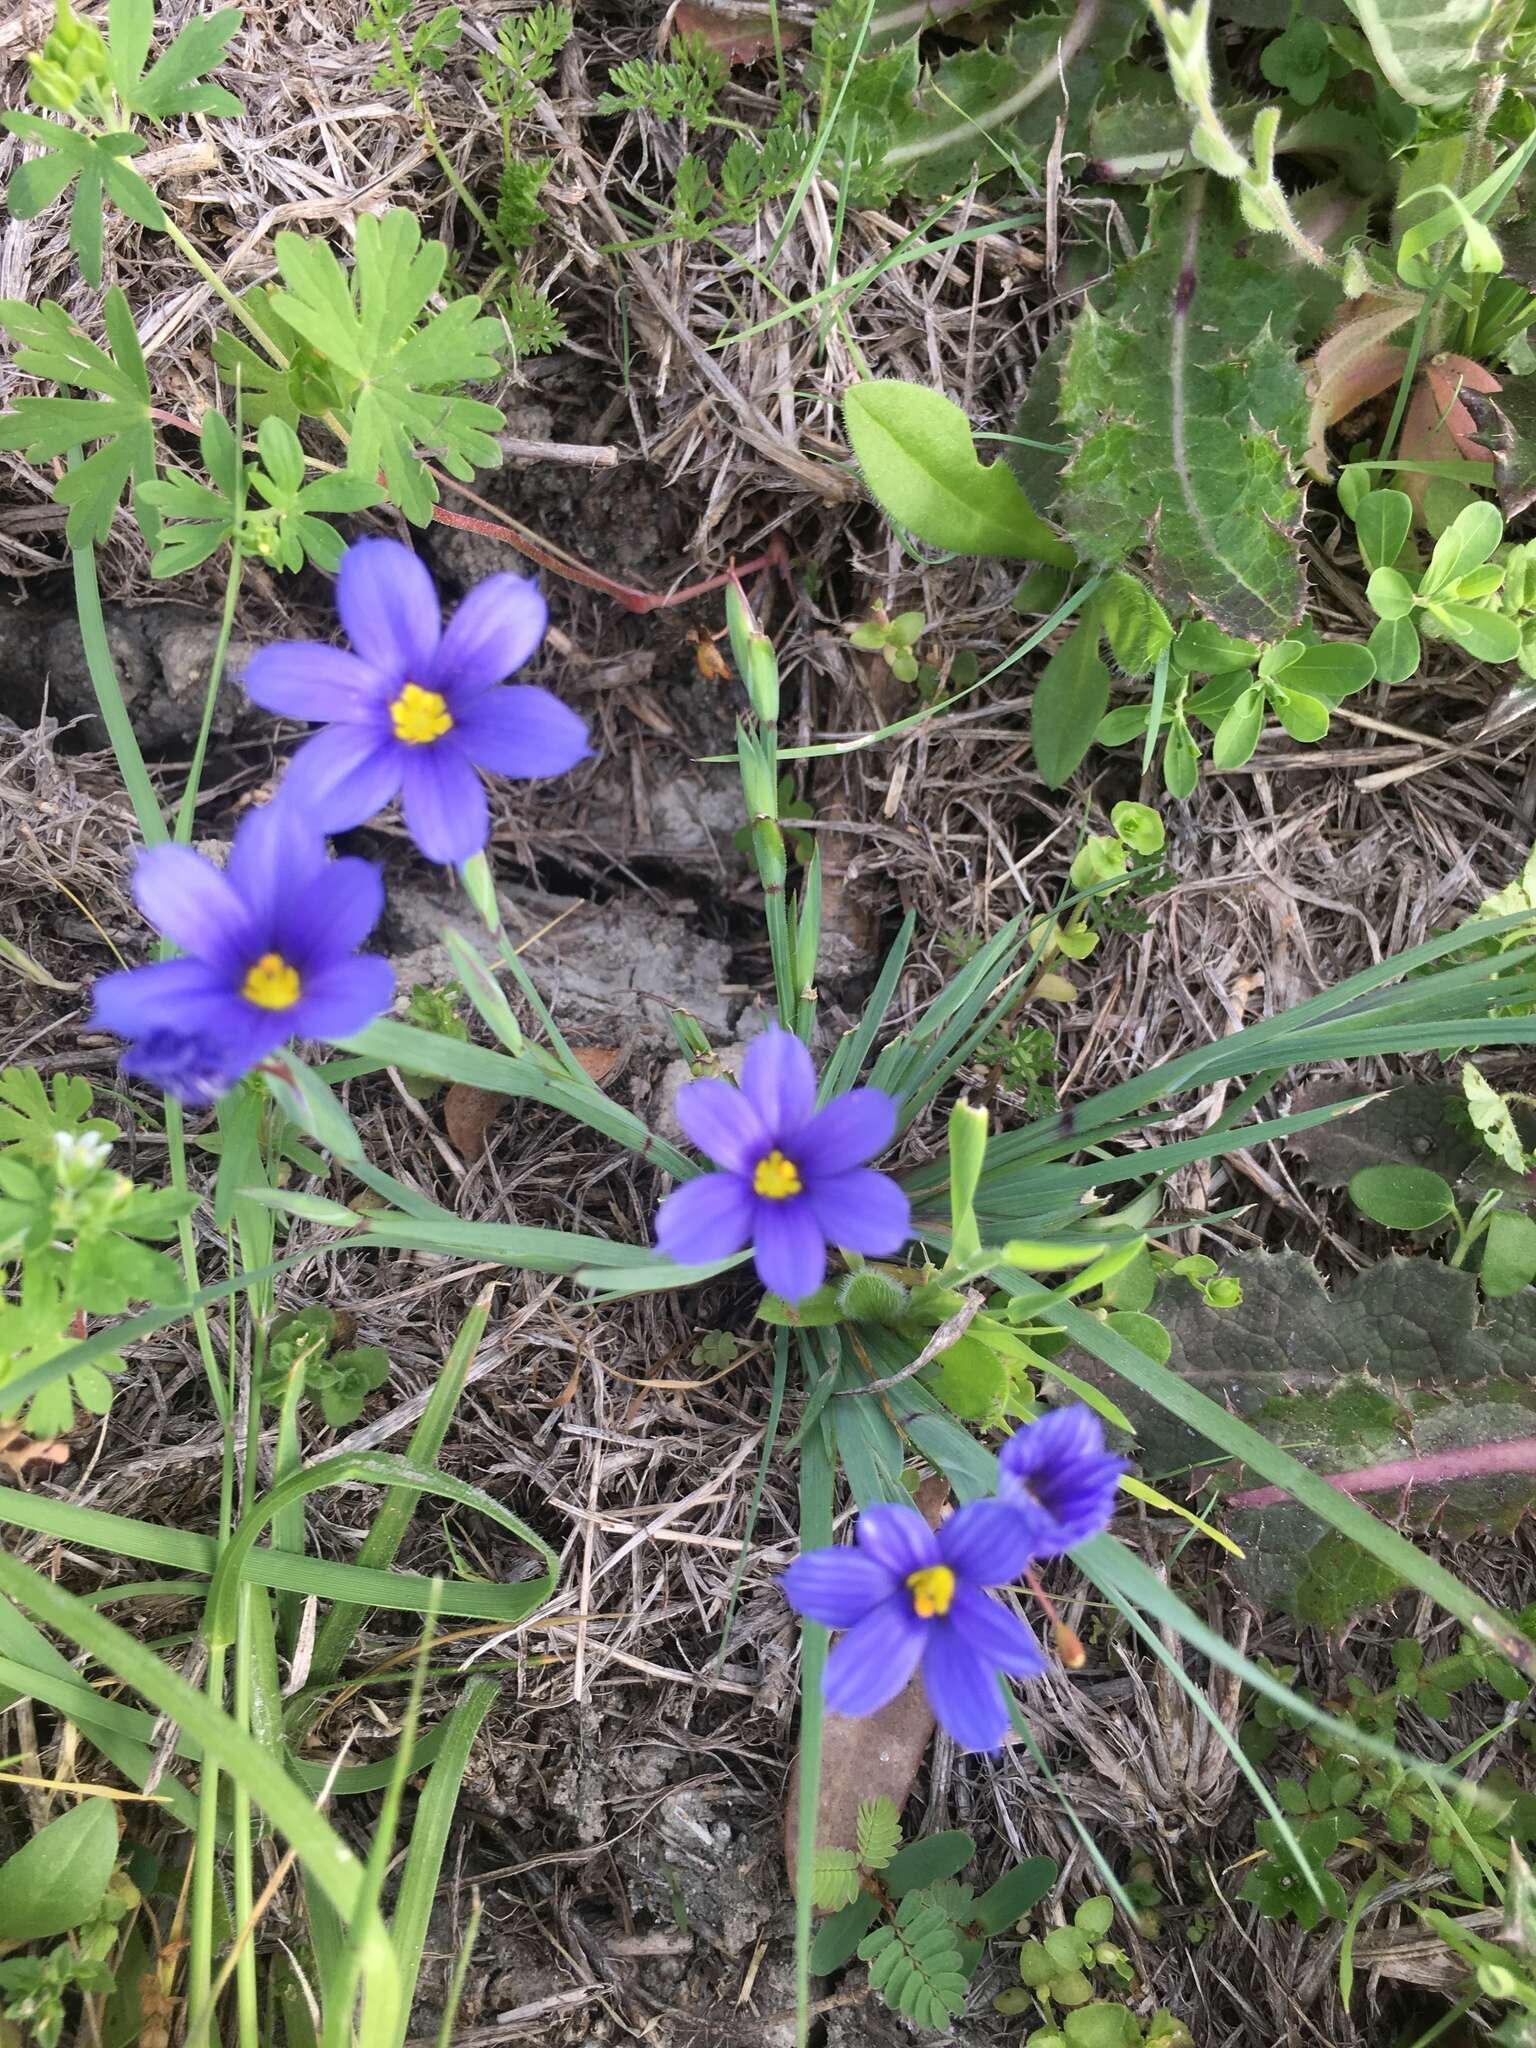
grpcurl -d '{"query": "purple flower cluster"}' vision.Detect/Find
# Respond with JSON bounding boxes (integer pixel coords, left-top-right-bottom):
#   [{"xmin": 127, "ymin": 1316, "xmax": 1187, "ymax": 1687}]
[
  {"xmin": 656, "ymin": 1029, "xmax": 910, "ymax": 1301},
  {"xmin": 92, "ymin": 539, "xmax": 590, "ymax": 1105},
  {"xmin": 780, "ymin": 1407, "xmax": 1126, "ymax": 1752}
]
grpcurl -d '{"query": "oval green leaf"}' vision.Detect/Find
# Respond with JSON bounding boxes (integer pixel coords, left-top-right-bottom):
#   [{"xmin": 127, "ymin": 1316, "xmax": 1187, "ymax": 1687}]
[
  {"xmin": 1480, "ymin": 1209, "xmax": 1536, "ymax": 1299},
  {"xmin": 1367, "ymin": 613, "xmax": 1421, "ymax": 684},
  {"xmin": 1354, "ymin": 489, "xmax": 1413, "ymax": 574},
  {"xmin": 843, "ymin": 381, "xmax": 1073, "ymax": 564},
  {"xmin": 0, "ymin": 1797, "xmax": 117, "ymax": 1942},
  {"xmin": 1348, "ymin": 1163, "xmax": 1455, "ymax": 1230}
]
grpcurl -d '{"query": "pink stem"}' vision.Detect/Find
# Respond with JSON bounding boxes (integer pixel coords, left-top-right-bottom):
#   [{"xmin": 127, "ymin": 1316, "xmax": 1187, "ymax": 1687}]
[{"xmin": 1230, "ymin": 1436, "xmax": 1536, "ymax": 1510}]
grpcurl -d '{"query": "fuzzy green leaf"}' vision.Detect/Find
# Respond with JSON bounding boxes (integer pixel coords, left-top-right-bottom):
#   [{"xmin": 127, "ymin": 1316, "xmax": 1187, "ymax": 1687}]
[
  {"xmin": 843, "ymin": 380, "xmax": 1072, "ymax": 563},
  {"xmin": 1057, "ymin": 180, "xmax": 1309, "ymax": 640},
  {"xmin": 0, "ymin": 288, "xmax": 157, "ymax": 545},
  {"xmin": 1342, "ymin": 0, "xmax": 1501, "ymax": 110},
  {"xmin": 268, "ymin": 208, "xmax": 506, "ymax": 524}
]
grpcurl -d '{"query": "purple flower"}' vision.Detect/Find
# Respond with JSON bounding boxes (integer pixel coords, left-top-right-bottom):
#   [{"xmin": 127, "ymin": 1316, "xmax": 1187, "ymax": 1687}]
[
  {"xmin": 781, "ymin": 1501, "xmax": 1047, "ymax": 1752},
  {"xmin": 997, "ymin": 1406, "xmax": 1125, "ymax": 1555},
  {"xmin": 243, "ymin": 537, "xmax": 591, "ymax": 864},
  {"xmin": 654, "ymin": 1027, "xmax": 910, "ymax": 1301},
  {"xmin": 90, "ymin": 804, "xmax": 393, "ymax": 1104}
]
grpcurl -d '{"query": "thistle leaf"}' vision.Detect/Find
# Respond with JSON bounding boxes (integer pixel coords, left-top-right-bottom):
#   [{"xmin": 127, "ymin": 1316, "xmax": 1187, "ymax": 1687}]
[
  {"xmin": 1342, "ymin": 0, "xmax": 1502, "ymax": 110},
  {"xmin": 1057, "ymin": 180, "xmax": 1310, "ymax": 640}
]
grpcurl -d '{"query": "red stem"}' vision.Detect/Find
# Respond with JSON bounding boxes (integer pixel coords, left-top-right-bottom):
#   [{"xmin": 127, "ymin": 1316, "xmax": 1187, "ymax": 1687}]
[{"xmin": 1230, "ymin": 1436, "xmax": 1536, "ymax": 1510}]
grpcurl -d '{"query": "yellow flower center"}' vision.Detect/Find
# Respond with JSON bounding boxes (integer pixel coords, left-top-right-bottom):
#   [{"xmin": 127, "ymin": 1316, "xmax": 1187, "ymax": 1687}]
[
  {"xmin": 389, "ymin": 682, "xmax": 454, "ymax": 746},
  {"xmin": 906, "ymin": 1565, "xmax": 956, "ymax": 1620},
  {"xmin": 752, "ymin": 1149, "xmax": 803, "ymax": 1200},
  {"xmin": 241, "ymin": 951, "xmax": 301, "ymax": 1010}
]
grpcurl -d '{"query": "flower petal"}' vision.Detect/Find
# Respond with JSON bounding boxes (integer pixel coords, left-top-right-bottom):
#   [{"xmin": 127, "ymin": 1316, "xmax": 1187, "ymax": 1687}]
[
  {"xmin": 944, "ymin": 1584, "xmax": 1048, "ymax": 1678},
  {"xmin": 273, "ymin": 856, "xmax": 385, "ymax": 969},
  {"xmin": 804, "ymin": 1167, "xmax": 911, "ymax": 1257},
  {"xmin": 89, "ymin": 960, "xmax": 239, "ymax": 1040},
  {"xmin": 242, "ymin": 641, "xmax": 392, "ymax": 723},
  {"xmin": 997, "ymin": 1405, "xmax": 1127, "ymax": 1553},
  {"xmin": 751, "ymin": 1197, "xmax": 826, "ymax": 1301},
  {"xmin": 453, "ymin": 685, "xmax": 592, "ymax": 778},
  {"xmin": 855, "ymin": 1503, "xmax": 940, "ymax": 1579},
  {"xmin": 336, "ymin": 537, "xmax": 440, "ymax": 676},
  {"xmin": 779, "ymin": 1547, "xmax": 897, "ymax": 1628},
  {"xmin": 797, "ymin": 1088, "xmax": 899, "ymax": 1174},
  {"xmin": 131, "ymin": 846, "xmax": 252, "ymax": 972},
  {"xmin": 399, "ymin": 744, "xmax": 489, "ymax": 864},
  {"xmin": 823, "ymin": 1598, "xmax": 926, "ymax": 1719},
  {"xmin": 289, "ymin": 954, "xmax": 395, "ymax": 1040},
  {"xmin": 222, "ymin": 801, "xmax": 330, "ymax": 927},
  {"xmin": 673, "ymin": 1078, "xmax": 768, "ymax": 1174},
  {"xmin": 655, "ymin": 1171, "xmax": 754, "ymax": 1266},
  {"xmin": 432, "ymin": 573, "xmax": 549, "ymax": 693},
  {"xmin": 921, "ymin": 1631, "xmax": 1012, "ymax": 1751},
  {"xmin": 278, "ymin": 724, "xmax": 403, "ymax": 834},
  {"xmin": 120, "ymin": 1027, "xmax": 257, "ymax": 1106},
  {"xmin": 740, "ymin": 1027, "xmax": 817, "ymax": 1138},
  {"xmin": 937, "ymin": 1500, "xmax": 1039, "ymax": 1588}
]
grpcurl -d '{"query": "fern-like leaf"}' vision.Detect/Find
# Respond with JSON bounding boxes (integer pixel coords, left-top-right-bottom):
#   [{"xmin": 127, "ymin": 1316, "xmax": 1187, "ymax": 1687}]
[
  {"xmin": 859, "ymin": 1898, "xmax": 968, "ymax": 2026},
  {"xmin": 811, "ymin": 1848, "xmax": 863, "ymax": 1912},
  {"xmin": 856, "ymin": 1796, "xmax": 903, "ymax": 1871}
]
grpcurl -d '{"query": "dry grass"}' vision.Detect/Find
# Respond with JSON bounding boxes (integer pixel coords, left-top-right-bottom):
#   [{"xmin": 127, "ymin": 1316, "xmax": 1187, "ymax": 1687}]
[{"xmin": 4, "ymin": 4, "xmax": 1536, "ymax": 2043}]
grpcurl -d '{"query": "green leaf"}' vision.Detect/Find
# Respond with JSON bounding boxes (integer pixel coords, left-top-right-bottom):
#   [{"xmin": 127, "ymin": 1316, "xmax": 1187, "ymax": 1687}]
[
  {"xmin": 1033, "ymin": 612, "xmax": 1110, "ymax": 787},
  {"xmin": 1342, "ymin": 0, "xmax": 1502, "ymax": 110},
  {"xmin": 856, "ymin": 1796, "xmax": 903, "ymax": 1871},
  {"xmin": 1421, "ymin": 500, "xmax": 1505, "ymax": 597},
  {"xmin": 1482, "ymin": 1212, "xmax": 1536, "ymax": 1299},
  {"xmin": 842, "ymin": 380, "xmax": 1073, "ymax": 564},
  {"xmin": 1079, "ymin": 1251, "xmax": 1536, "ymax": 1623},
  {"xmin": 1057, "ymin": 180, "xmax": 1308, "ymax": 640},
  {"xmin": 974, "ymin": 1856, "xmax": 1058, "ymax": 1935},
  {"xmin": 1354, "ymin": 488, "xmax": 1414, "ymax": 573},
  {"xmin": 269, "ymin": 208, "xmax": 507, "ymax": 524},
  {"xmin": 0, "ymin": 288, "xmax": 156, "ymax": 545},
  {"xmin": 1269, "ymin": 684, "xmax": 1330, "ymax": 742},
  {"xmin": 1163, "ymin": 712, "xmax": 1200, "ymax": 798},
  {"xmin": 1366, "ymin": 566, "xmax": 1417, "ymax": 620},
  {"xmin": 1260, "ymin": 14, "xmax": 1331, "ymax": 104},
  {"xmin": 859, "ymin": 1896, "xmax": 968, "ymax": 2027},
  {"xmin": 1428, "ymin": 600, "xmax": 1523, "ymax": 664},
  {"xmin": 0, "ymin": 117, "xmax": 163, "ymax": 290},
  {"xmin": 1097, "ymin": 573, "xmax": 1173, "ymax": 676},
  {"xmin": 1063, "ymin": 2006, "xmax": 1141, "ymax": 2048},
  {"xmin": 810, "ymin": 1892, "xmax": 882, "ymax": 1973},
  {"xmin": 1263, "ymin": 640, "xmax": 1376, "ymax": 703},
  {"xmin": 810, "ymin": 1848, "xmax": 863, "ymax": 1912},
  {"xmin": 0, "ymin": 1070, "xmax": 117, "ymax": 1161},
  {"xmin": 1368, "ymin": 613, "xmax": 1420, "ymax": 683},
  {"xmin": 884, "ymin": 1829, "xmax": 975, "ymax": 1898},
  {"xmin": 0, "ymin": 1798, "xmax": 116, "ymax": 1942},
  {"xmin": 1110, "ymin": 801, "xmax": 1164, "ymax": 855},
  {"xmin": 112, "ymin": 3, "xmax": 243, "ymax": 119},
  {"xmin": 1348, "ymin": 1163, "xmax": 1456, "ymax": 1229},
  {"xmin": 1210, "ymin": 684, "xmax": 1265, "ymax": 770}
]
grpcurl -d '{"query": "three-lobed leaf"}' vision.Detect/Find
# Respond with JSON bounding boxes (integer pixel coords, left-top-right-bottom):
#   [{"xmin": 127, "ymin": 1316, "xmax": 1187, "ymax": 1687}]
[{"xmin": 843, "ymin": 380, "xmax": 1073, "ymax": 564}]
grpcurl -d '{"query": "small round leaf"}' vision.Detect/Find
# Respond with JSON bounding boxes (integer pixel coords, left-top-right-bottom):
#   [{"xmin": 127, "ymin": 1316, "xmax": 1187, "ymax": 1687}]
[{"xmin": 1348, "ymin": 1164, "xmax": 1455, "ymax": 1231}]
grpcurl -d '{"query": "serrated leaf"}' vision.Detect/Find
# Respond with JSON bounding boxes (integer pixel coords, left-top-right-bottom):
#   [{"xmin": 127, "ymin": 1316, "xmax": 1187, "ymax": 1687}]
[
  {"xmin": 1057, "ymin": 180, "xmax": 1309, "ymax": 639},
  {"xmin": 0, "ymin": 288, "xmax": 157, "ymax": 545},
  {"xmin": 268, "ymin": 208, "xmax": 506, "ymax": 524},
  {"xmin": 1071, "ymin": 1251, "xmax": 1536, "ymax": 1622},
  {"xmin": 1342, "ymin": 0, "xmax": 1501, "ymax": 110},
  {"xmin": 843, "ymin": 380, "xmax": 1072, "ymax": 564},
  {"xmin": 856, "ymin": 1795, "xmax": 903, "ymax": 1871},
  {"xmin": 0, "ymin": 1799, "xmax": 116, "ymax": 1941}
]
